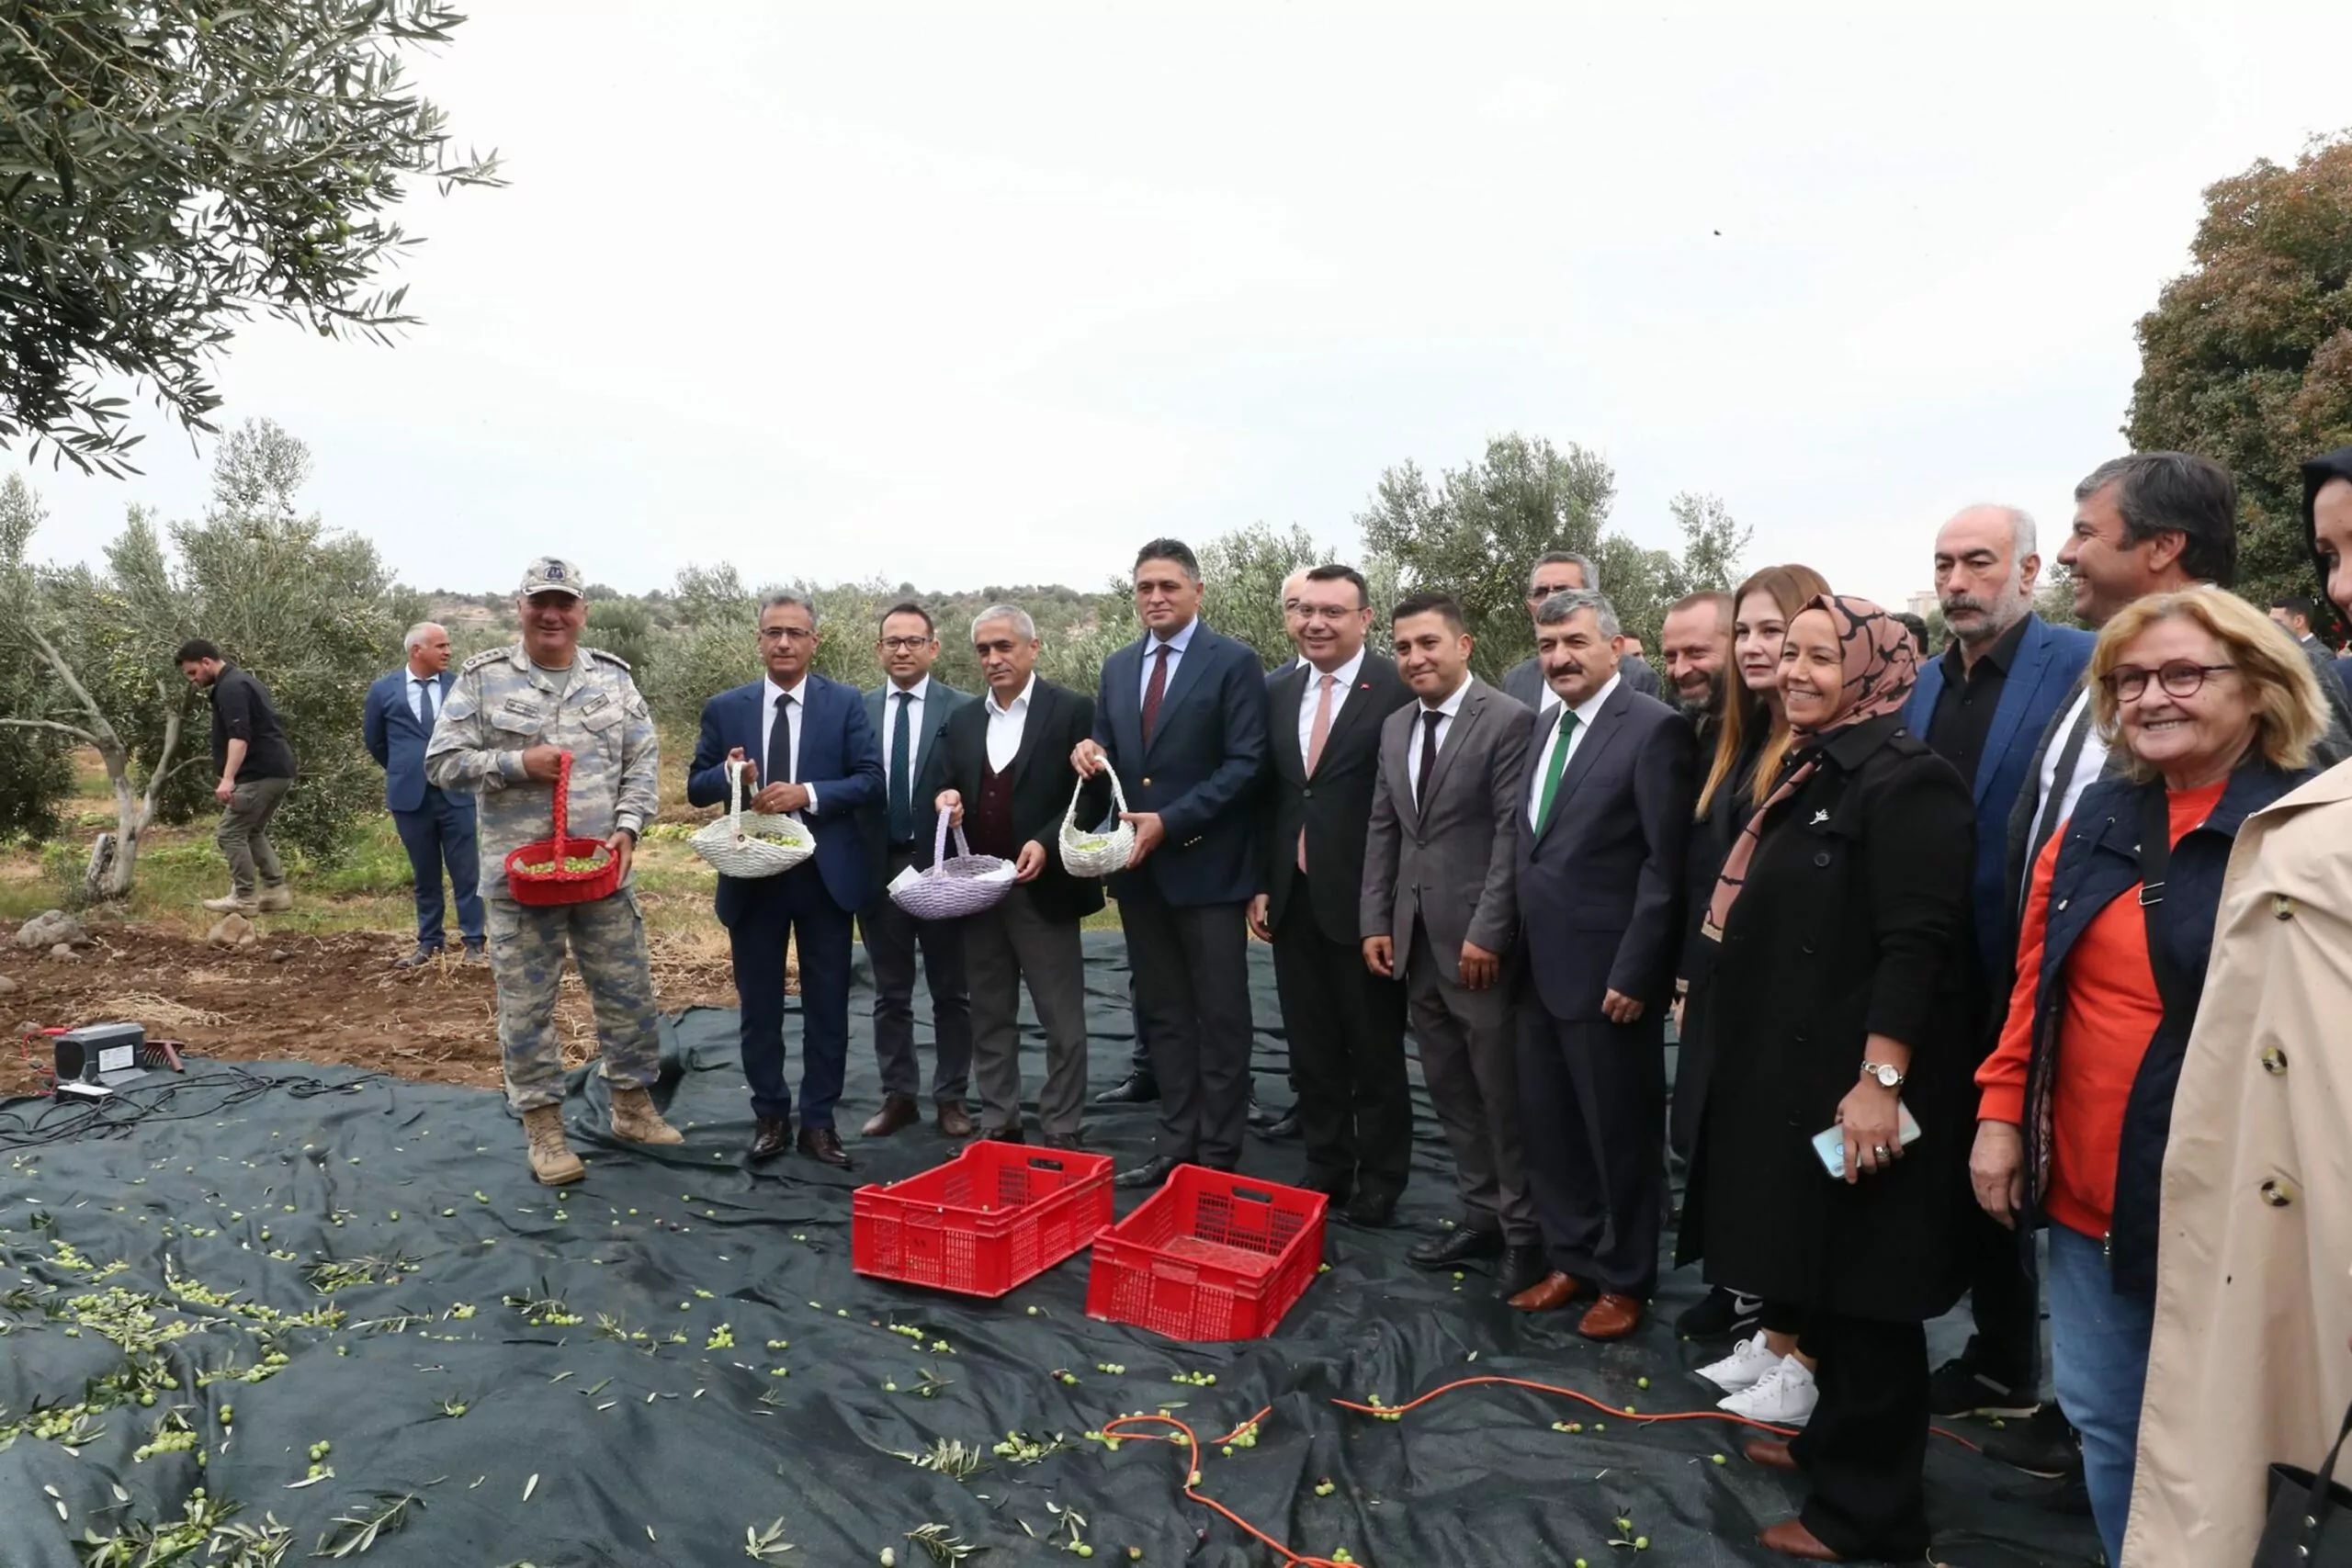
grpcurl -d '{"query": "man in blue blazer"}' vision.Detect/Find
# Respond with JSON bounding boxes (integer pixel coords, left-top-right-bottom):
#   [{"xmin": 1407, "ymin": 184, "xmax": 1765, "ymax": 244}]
[
  {"xmin": 688, "ymin": 592, "xmax": 885, "ymax": 1169},
  {"xmin": 1073, "ymin": 538, "xmax": 1270, "ymax": 1186},
  {"xmin": 1902, "ymin": 503, "xmax": 2092, "ymax": 1424},
  {"xmin": 363, "ymin": 622, "xmax": 483, "ymax": 967}
]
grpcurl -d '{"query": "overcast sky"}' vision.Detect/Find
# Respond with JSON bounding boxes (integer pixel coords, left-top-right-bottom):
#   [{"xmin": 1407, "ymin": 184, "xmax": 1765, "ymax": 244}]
[{"xmin": 10, "ymin": 1, "xmax": 2349, "ymax": 610}]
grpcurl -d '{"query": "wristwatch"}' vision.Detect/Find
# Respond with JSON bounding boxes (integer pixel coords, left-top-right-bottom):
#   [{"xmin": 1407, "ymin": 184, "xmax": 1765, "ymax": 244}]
[{"xmin": 1860, "ymin": 1061, "xmax": 1905, "ymax": 1090}]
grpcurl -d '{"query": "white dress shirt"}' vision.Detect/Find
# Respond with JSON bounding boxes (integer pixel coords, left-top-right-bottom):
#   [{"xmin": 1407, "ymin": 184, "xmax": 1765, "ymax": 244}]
[
  {"xmin": 879, "ymin": 674, "xmax": 932, "ymax": 776},
  {"xmin": 408, "ymin": 671, "xmax": 441, "ymax": 726},
  {"xmin": 1405, "ymin": 672, "xmax": 1474, "ymax": 802},
  {"xmin": 1528, "ymin": 672, "xmax": 1620, "ymax": 827},
  {"xmin": 985, "ymin": 675, "xmax": 1035, "ymax": 773},
  {"xmin": 763, "ymin": 674, "xmax": 819, "ymax": 816},
  {"xmin": 1136, "ymin": 616, "xmax": 1200, "ymax": 705},
  {"xmin": 1296, "ymin": 647, "xmax": 1367, "ymax": 764}
]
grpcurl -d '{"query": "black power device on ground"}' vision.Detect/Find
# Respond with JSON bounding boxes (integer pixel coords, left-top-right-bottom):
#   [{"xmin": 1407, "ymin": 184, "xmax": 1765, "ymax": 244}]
[{"xmin": 51, "ymin": 1022, "xmax": 181, "ymax": 1099}]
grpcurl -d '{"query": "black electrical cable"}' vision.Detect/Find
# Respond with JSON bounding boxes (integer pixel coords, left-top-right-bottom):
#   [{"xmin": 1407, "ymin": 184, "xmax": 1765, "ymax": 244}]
[{"xmin": 0, "ymin": 1063, "xmax": 390, "ymax": 1149}]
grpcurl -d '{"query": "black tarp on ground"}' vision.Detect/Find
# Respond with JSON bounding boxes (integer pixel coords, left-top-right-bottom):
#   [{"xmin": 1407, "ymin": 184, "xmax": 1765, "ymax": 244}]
[{"xmin": 0, "ymin": 934, "xmax": 2099, "ymax": 1567}]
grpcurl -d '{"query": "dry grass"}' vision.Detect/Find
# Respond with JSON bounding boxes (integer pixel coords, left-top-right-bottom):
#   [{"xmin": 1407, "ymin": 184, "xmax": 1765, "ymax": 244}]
[{"xmin": 87, "ymin": 993, "xmax": 230, "ymax": 1031}]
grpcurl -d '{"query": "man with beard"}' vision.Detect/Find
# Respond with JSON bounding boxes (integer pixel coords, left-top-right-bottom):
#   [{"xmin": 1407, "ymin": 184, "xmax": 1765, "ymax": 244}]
[
  {"xmin": 1657, "ymin": 592, "xmax": 1734, "ymax": 743},
  {"xmin": 1899, "ymin": 504, "xmax": 2091, "ymax": 1458}
]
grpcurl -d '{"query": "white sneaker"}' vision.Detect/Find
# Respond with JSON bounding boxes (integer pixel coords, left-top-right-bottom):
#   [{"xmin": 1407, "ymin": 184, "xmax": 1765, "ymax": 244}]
[
  {"xmin": 1719, "ymin": 1355, "xmax": 1818, "ymax": 1426},
  {"xmin": 1697, "ymin": 1332, "xmax": 1782, "ymax": 1393}
]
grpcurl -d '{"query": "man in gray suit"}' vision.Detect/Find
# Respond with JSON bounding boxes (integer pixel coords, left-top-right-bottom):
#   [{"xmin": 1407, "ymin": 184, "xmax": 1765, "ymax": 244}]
[
  {"xmin": 1363, "ymin": 591, "xmax": 1544, "ymax": 1299},
  {"xmin": 856, "ymin": 602, "xmax": 978, "ymax": 1139}
]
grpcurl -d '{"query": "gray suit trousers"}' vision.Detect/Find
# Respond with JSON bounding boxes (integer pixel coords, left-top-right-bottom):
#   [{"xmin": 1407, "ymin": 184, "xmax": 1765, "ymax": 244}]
[
  {"xmin": 962, "ymin": 885, "xmax": 1090, "ymax": 1137},
  {"xmin": 1406, "ymin": 925, "xmax": 1537, "ymax": 1244}
]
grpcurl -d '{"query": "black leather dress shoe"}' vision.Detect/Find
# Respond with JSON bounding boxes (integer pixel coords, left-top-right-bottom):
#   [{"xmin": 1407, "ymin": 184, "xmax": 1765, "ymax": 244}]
[
  {"xmin": 1093, "ymin": 1072, "xmax": 1159, "ymax": 1105},
  {"xmin": 797, "ymin": 1126, "xmax": 853, "ymax": 1169},
  {"xmin": 1040, "ymin": 1133, "xmax": 1087, "ymax": 1151},
  {"xmin": 1114, "ymin": 1155, "xmax": 1182, "ymax": 1190},
  {"xmin": 391, "ymin": 944, "xmax": 442, "ymax": 971},
  {"xmin": 1495, "ymin": 1244, "xmax": 1550, "ymax": 1300},
  {"xmin": 1408, "ymin": 1224, "xmax": 1505, "ymax": 1269},
  {"xmin": 1263, "ymin": 1110, "xmax": 1300, "ymax": 1140},
  {"xmin": 1340, "ymin": 1192, "xmax": 1397, "ymax": 1229},
  {"xmin": 748, "ymin": 1117, "xmax": 792, "ymax": 1162}
]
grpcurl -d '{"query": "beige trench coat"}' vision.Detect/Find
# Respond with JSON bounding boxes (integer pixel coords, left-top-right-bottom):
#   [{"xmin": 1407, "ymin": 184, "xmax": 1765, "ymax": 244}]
[{"xmin": 2126, "ymin": 761, "xmax": 2352, "ymax": 1566}]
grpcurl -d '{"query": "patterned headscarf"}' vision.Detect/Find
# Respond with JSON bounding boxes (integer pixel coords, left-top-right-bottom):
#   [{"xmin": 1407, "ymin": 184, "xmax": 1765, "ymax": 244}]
[{"xmin": 1702, "ymin": 595, "xmax": 1918, "ymax": 942}]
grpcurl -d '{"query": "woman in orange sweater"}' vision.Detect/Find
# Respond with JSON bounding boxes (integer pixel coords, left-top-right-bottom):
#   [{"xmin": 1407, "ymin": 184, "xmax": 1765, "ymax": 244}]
[{"xmin": 1971, "ymin": 589, "xmax": 2328, "ymax": 1565}]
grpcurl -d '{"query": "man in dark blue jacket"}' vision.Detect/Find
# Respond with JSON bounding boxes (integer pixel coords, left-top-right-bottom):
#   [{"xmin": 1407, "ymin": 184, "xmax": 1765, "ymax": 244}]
[
  {"xmin": 363, "ymin": 621, "xmax": 484, "ymax": 967},
  {"xmin": 688, "ymin": 592, "xmax": 885, "ymax": 1169},
  {"xmin": 1073, "ymin": 538, "xmax": 1270, "ymax": 1186},
  {"xmin": 1901, "ymin": 503, "xmax": 2092, "ymax": 1428}
]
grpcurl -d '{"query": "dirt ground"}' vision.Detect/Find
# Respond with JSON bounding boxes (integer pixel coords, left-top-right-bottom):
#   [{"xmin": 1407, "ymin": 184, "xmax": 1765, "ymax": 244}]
[{"xmin": 0, "ymin": 917, "xmax": 741, "ymax": 1100}]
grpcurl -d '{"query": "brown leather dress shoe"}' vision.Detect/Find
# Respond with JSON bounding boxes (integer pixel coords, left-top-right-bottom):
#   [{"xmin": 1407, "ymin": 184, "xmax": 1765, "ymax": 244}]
[
  {"xmin": 1506, "ymin": 1270, "xmax": 1588, "ymax": 1312},
  {"xmin": 861, "ymin": 1093, "xmax": 920, "ymax": 1138},
  {"xmin": 748, "ymin": 1116, "xmax": 792, "ymax": 1162},
  {"xmin": 1577, "ymin": 1292, "xmax": 1645, "ymax": 1341},
  {"xmin": 935, "ymin": 1100, "xmax": 975, "ymax": 1138},
  {"xmin": 1743, "ymin": 1438, "xmax": 1801, "ymax": 1472},
  {"xmin": 1757, "ymin": 1518, "xmax": 1843, "ymax": 1560},
  {"xmin": 797, "ymin": 1126, "xmax": 853, "ymax": 1169}
]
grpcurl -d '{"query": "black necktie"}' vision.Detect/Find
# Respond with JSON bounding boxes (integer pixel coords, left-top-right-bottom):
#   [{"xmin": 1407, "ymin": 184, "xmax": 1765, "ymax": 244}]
[
  {"xmin": 888, "ymin": 690, "xmax": 915, "ymax": 843},
  {"xmin": 417, "ymin": 679, "xmax": 436, "ymax": 733},
  {"xmin": 768, "ymin": 694, "xmax": 795, "ymax": 789},
  {"xmin": 1415, "ymin": 708, "xmax": 1442, "ymax": 810}
]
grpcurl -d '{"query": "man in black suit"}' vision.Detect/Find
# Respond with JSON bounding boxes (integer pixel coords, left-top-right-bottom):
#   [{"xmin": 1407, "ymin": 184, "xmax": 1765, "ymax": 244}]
[
  {"xmin": 1248, "ymin": 565, "xmax": 1415, "ymax": 1225},
  {"xmin": 1073, "ymin": 538, "xmax": 1270, "ymax": 1186},
  {"xmin": 1506, "ymin": 588, "xmax": 1696, "ymax": 1341},
  {"xmin": 935, "ymin": 605, "xmax": 1107, "ymax": 1146},
  {"xmin": 855, "ymin": 602, "xmax": 978, "ymax": 1140}
]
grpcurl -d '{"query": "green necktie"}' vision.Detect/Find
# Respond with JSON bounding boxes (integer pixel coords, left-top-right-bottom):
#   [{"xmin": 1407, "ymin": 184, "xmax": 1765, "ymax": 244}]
[{"xmin": 1534, "ymin": 705, "xmax": 1580, "ymax": 833}]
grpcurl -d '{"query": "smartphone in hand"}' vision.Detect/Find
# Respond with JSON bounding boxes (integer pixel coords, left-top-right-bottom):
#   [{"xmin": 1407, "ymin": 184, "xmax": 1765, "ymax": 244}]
[{"xmin": 1813, "ymin": 1103, "xmax": 1922, "ymax": 1179}]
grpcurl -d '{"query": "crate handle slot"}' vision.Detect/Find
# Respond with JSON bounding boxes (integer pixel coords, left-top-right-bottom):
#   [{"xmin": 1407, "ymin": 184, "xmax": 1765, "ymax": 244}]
[
  {"xmin": 1231, "ymin": 1186, "xmax": 1275, "ymax": 1205},
  {"xmin": 1026, "ymin": 1156, "xmax": 1067, "ymax": 1173}
]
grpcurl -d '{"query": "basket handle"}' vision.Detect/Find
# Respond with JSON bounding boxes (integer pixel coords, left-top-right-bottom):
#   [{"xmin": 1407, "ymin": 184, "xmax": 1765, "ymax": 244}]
[
  {"xmin": 932, "ymin": 805, "xmax": 972, "ymax": 866},
  {"xmin": 551, "ymin": 750, "xmax": 573, "ymax": 842},
  {"xmin": 1063, "ymin": 768, "xmax": 1129, "ymax": 834},
  {"xmin": 726, "ymin": 756, "xmax": 748, "ymax": 835}
]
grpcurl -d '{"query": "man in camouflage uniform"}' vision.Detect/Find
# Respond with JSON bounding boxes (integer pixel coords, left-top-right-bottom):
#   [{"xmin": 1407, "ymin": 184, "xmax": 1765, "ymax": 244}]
[{"xmin": 425, "ymin": 558, "xmax": 682, "ymax": 1183}]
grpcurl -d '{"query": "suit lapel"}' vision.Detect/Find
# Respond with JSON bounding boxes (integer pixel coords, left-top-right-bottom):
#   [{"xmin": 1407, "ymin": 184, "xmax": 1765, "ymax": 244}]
[
  {"xmin": 1007, "ymin": 682, "xmax": 1055, "ymax": 784},
  {"xmin": 1534, "ymin": 683, "xmax": 1631, "ymax": 845},
  {"xmin": 1271, "ymin": 665, "xmax": 1307, "ymax": 784},
  {"xmin": 912, "ymin": 688, "xmax": 953, "ymax": 785},
  {"xmin": 1314, "ymin": 660, "xmax": 1386, "ymax": 771},
  {"xmin": 1423, "ymin": 682, "xmax": 1481, "ymax": 807},
  {"xmin": 1109, "ymin": 642, "xmax": 1148, "ymax": 766},
  {"xmin": 1973, "ymin": 621, "xmax": 2047, "ymax": 807},
  {"xmin": 1143, "ymin": 626, "xmax": 1215, "ymax": 759}
]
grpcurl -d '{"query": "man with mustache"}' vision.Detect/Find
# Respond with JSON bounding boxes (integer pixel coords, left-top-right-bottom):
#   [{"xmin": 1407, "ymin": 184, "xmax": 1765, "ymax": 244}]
[{"xmin": 1899, "ymin": 504, "xmax": 2092, "ymax": 1464}]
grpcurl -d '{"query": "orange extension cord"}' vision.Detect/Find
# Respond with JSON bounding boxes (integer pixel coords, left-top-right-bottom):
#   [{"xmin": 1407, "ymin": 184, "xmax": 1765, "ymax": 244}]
[{"xmin": 1102, "ymin": 1375, "xmax": 1987, "ymax": 1568}]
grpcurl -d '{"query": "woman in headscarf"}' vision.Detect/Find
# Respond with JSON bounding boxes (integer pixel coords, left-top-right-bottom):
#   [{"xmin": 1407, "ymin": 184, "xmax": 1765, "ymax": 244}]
[
  {"xmin": 1671, "ymin": 565, "xmax": 1832, "ymax": 1358},
  {"xmin": 1682, "ymin": 594, "xmax": 1977, "ymax": 1562},
  {"xmin": 2122, "ymin": 449, "xmax": 2352, "ymax": 1566}
]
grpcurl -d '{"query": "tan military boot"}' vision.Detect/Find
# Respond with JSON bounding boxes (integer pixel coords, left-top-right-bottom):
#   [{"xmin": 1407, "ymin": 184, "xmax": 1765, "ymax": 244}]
[
  {"xmin": 254, "ymin": 886, "xmax": 292, "ymax": 912},
  {"xmin": 521, "ymin": 1106, "xmax": 585, "ymax": 1185},
  {"xmin": 609, "ymin": 1086, "xmax": 683, "ymax": 1145}
]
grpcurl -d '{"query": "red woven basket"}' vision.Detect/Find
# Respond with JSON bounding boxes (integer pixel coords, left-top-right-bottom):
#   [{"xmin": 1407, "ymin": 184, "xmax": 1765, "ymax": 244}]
[{"xmin": 503, "ymin": 751, "xmax": 623, "ymax": 908}]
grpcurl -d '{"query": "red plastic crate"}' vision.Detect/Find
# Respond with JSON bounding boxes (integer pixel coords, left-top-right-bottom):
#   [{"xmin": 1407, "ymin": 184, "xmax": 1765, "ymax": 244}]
[
  {"xmin": 852, "ymin": 1142, "xmax": 1114, "ymax": 1298},
  {"xmin": 1085, "ymin": 1165, "xmax": 1328, "ymax": 1340}
]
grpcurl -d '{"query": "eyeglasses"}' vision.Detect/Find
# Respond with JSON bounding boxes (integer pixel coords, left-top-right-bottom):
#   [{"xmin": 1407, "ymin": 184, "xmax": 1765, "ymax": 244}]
[
  {"xmin": 759, "ymin": 626, "xmax": 815, "ymax": 643},
  {"xmin": 2100, "ymin": 660, "xmax": 2235, "ymax": 701},
  {"xmin": 1292, "ymin": 604, "xmax": 1364, "ymax": 623},
  {"xmin": 878, "ymin": 636, "xmax": 933, "ymax": 652}
]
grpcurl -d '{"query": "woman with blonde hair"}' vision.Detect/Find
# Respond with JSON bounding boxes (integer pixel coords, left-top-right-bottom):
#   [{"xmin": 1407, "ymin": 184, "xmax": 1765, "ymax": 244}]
[
  {"xmin": 2126, "ymin": 455, "xmax": 2352, "ymax": 1565},
  {"xmin": 1972, "ymin": 587, "xmax": 2329, "ymax": 1565},
  {"xmin": 1672, "ymin": 566, "xmax": 1834, "ymax": 1379}
]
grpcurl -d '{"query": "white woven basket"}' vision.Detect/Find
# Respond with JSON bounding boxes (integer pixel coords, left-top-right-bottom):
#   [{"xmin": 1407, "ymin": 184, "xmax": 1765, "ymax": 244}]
[
  {"xmin": 689, "ymin": 759, "xmax": 813, "ymax": 879},
  {"xmin": 888, "ymin": 808, "xmax": 1015, "ymax": 919},
  {"xmin": 1057, "ymin": 770, "xmax": 1134, "ymax": 877}
]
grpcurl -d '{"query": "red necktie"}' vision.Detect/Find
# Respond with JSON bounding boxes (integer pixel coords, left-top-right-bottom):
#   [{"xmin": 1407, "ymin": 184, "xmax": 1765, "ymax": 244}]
[{"xmin": 1141, "ymin": 642, "xmax": 1171, "ymax": 743}]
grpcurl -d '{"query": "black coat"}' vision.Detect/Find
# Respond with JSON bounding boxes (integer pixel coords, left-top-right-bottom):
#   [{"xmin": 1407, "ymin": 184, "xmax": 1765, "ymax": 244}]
[
  {"xmin": 1668, "ymin": 730, "xmax": 1762, "ymax": 1159},
  {"xmin": 1257, "ymin": 655, "xmax": 1414, "ymax": 943},
  {"xmin": 1681, "ymin": 714, "xmax": 1977, "ymax": 1323},
  {"xmin": 936, "ymin": 678, "xmax": 1108, "ymax": 926}
]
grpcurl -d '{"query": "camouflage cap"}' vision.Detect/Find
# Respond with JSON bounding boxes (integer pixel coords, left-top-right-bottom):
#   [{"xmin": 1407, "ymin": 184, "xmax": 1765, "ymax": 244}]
[{"xmin": 517, "ymin": 558, "xmax": 585, "ymax": 598}]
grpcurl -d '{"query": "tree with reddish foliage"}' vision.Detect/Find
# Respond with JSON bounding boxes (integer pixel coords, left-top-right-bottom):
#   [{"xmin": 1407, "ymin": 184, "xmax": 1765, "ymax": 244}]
[{"xmin": 2128, "ymin": 133, "xmax": 2352, "ymax": 627}]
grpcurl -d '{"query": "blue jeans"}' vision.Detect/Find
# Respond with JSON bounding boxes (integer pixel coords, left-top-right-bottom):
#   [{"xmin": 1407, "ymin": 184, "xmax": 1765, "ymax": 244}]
[
  {"xmin": 2047, "ymin": 1222, "xmax": 2154, "ymax": 1565},
  {"xmin": 391, "ymin": 787, "xmax": 483, "ymax": 950}
]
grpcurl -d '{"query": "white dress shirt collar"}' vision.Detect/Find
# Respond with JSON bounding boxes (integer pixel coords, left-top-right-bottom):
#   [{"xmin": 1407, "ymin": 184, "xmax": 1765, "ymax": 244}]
[
  {"xmin": 1305, "ymin": 646, "xmax": 1368, "ymax": 691},
  {"xmin": 887, "ymin": 674, "xmax": 932, "ymax": 705},
  {"xmin": 765, "ymin": 672, "xmax": 808, "ymax": 706},
  {"xmin": 986, "ymin": 674, "xmax": 1036, "ymax": 719},
  {"xmin": 1422, "ymin": 671, "xmax": 1473, "ymax": 717}
]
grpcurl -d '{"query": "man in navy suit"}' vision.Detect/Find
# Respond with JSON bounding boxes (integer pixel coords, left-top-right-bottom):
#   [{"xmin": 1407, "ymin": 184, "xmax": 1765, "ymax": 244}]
[
  {"xmin": 1903, "ymin": 503, "xmax": 2091, "ymax": 1425},
  {"xmin": 1073, "ymin": 538, "xmax": 1270, "ymax": 1186},
  {"xmin": 854, "ymin": 602, "xmax": 978, "ymax": 1141},
  {"xmin": 1504, "ymin": 589, "xmax": 1696, "ymax": 1340},
  {"xmin": 688, "ymin": 592, "xmax": 885, "ymax": 1169},
  {"xmin": 363, "ymin": 622, "xmax": 483, "ymax": 968}
]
